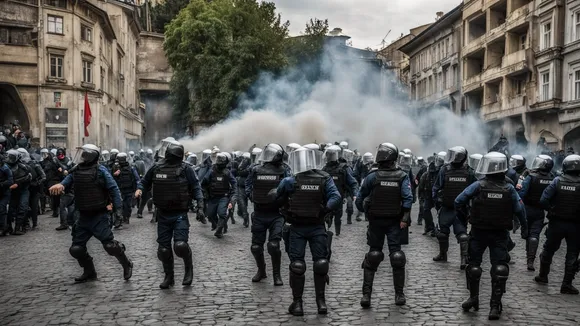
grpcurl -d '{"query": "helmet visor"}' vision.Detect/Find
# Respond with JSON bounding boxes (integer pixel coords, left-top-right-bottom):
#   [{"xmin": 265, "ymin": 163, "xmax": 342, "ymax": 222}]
[
  {"xmin": 289, "ymin": 149, "xmax": 318, "ymax": 174},
  {"xmin": 476, "ymin": 153, "xmax": 508, "ymax": 175}
]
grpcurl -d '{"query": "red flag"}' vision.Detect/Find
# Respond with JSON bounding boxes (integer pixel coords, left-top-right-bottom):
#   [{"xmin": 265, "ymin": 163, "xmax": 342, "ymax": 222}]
[{"xmin": 84, "ymin": 91, "xmax": 92, "ymax": 137}]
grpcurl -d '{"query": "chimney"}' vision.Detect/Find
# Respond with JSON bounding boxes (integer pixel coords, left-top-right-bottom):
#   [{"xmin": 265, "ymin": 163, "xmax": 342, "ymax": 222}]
[{"xmin": 436, "ymin": 12, "xmax": 444, "ymax": 20}]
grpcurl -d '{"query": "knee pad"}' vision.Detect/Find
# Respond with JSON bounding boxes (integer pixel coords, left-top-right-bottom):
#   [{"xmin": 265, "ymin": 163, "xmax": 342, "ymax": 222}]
[
  {"xmin": 467, "ymin": 265, "xmax": 482, "ymax": 281},
  {"xmin": 389, "ymin": 251, "xmax": 406, "ymax": 269},
  {"xmin": 437, "ymin": 232, "xmax": 449, "ymax": 242},
  {"xmin": 289, "ymin": 261, "xmax": 306, "ymax": 276},
  {"xmin": 173, "ymin": 241, "xmax": 191, "ymax": 258},
  {"xmin": 313, "ymin": 259, "xmax": 329, "ymax": 275},
  {"xmin": 528, "ymin": 237, "xmax": 539, "ymax": 246},
  {"xmin": 267, "ymin": 241, "xmax": 280, "ymax": 256},
  {"xmin": 250, "ymin": 244, "xmax": 263, "ymax": 254},
  {"xmin": 456, "ymin": 232, "xmax": 469, "ymax": 243},
  {"xmin": 491, "ymin": 264, "xmax": 509, "ymax": 281},
  {"xmin": 103, "ymin": 240, "xmax": 124, "ymax": 256},
  {"xmin": 157, "ymin": 246, "xmax": 173, "ymax": 261},
  {"xmin": 363, "ymin": 250, "xmax": 384, "ymax": 270},
  {"xmin": 69, "ymin": 245, "xmax": 88, "ymax": 260}
]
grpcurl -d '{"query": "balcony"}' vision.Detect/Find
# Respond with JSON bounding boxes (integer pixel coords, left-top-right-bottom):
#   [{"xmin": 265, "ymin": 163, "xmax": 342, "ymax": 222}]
[
  {"xmin": 463, "ymin": 35, "xmax": 485, "ymax": 56},
  {"xmin": 506, "ymin": 2, "xmax": 531, "ymax": 29},
  {"xmin": 482, "ymin": 101, "xmax": 501, "ymax": 116},
  {"xmin": 483, "ymin": 96, "xmax": 527, "ymax": 121},
  {"xmin": 505, "ymin": 95, "xmax": 526, "ymax": 111},
  {"xmin": 482, "ymin": 65, "xmax": 502, "ymax": 82},
  {"xmin": 502, "ymin": 49, "xmax": 530, "ymax": 76}
]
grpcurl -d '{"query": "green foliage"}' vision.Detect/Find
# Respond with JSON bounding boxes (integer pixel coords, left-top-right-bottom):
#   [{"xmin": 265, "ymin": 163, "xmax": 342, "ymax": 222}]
[
  {"xmin": 164, "ymin": 0, "xmax": 328, "ymax": 122},
  {"xmin": 145, "ymin": 0, "xmax": 190, "ymax": 33}
]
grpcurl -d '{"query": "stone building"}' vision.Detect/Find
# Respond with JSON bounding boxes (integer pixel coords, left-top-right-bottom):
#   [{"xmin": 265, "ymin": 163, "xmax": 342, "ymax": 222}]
[
  {"xmin": 399, "ymin": 4, "xmax": 464, "ymax": 114},
  {"xmin": 0, "ymin": 0, "xmax": 144, "ymax": 152}
]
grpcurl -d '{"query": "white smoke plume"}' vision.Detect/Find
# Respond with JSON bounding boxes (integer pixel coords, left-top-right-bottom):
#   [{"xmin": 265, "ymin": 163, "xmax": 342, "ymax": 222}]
[{"xmin": 180, "ymin": 45, "xmax": 490, "ymax": 157}]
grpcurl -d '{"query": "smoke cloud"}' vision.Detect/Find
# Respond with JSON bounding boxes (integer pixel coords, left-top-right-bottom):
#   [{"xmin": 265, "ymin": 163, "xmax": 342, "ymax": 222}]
[{"xmin": 180, "ymin": 45, "xmax": 490, "ymax": 157}]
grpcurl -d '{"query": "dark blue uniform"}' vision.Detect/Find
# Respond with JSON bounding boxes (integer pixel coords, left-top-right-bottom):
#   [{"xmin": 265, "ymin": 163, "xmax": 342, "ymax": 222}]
[
  {"xmin": 536, "ymin": 175, "xmax": 580, "ymax": 292},
  {"xmin": 7, "ymin": 162, "xmax": 31, "ymax": 234},
  {"xmin": 418, "ymin": 163, "xmax": 439, "ymax": 234},
  {"xmin": 455, "ymin": 177, "xmax": 526, "ymax": 317},
  {"xmin": 201, "ymin": 166, "xmax": 236, "ymax": 233},
  {"xmin": 113, "ymin": 164, "xmax": 140, "ymax": 224},
  {"xmin": 322, "ymin": 162, "xmax": 358, "ymax": 235},
  {"xmin": 235, "ymin": 158, "xmax": 252, "ymax": 223},
  {"xmin": 0, "ymin": 164, "xmax": 14, "ymax": 235}
]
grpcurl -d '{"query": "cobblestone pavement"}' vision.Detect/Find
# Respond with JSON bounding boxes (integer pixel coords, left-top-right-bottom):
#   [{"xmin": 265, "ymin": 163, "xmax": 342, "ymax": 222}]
[{"xmin": 1, "ymin": 203, "xmax": 580, "ymax": 326}]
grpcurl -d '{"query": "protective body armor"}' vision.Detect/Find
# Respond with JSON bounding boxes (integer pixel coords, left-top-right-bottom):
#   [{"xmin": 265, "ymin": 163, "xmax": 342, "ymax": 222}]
[
  {"xmin": 287, "ymin": 170, "xmax": 326, "ymax": 225},
  {"xmin": 151, "ymin": 163, "xmax": 190, "ymax": 211},
  {"xmin": 209, "ymin": 168, "xmax": 230, "ymax": 197},
  {"xmin": 10, "ymin": 163, "xmax": 29, "ymax": 184},
  {"xmin": 252, "ymin": 164, "xmax": 285, "ymax": 210},
  {"xmin": 470, "ymin": 179, "xmax": 513, "ymax": 230},
  {"xmin": 134, "ymin": 160, "xmax": 146, "ymax": 177},
  {"xmin": 323, "ymin": 163, "xmax": 346, "ymax": 198},
  {"xmin": 551, "ymin": 175, "xmax": 580, "ymax": 221},
  {"xmin": 523, "ymin": 171, "xmax": 553, "ymax": 207},
  {"xmin": 28, "ymin": 161, "xmax": 39, "ymax": 184},
  {"xmin": 117, "ymin": 164, "xmax": 135, "ymax": 193},
  {"xmin": 442, "ymin": 166, "xmax": 470, "ymax": 207},
  {"xmin": 367, "ymin": 168, "xmax": 406, "ymax": 219},
  {"xmin": 73, "ymin": 164, "xmax": 108, "ymax": 213}
]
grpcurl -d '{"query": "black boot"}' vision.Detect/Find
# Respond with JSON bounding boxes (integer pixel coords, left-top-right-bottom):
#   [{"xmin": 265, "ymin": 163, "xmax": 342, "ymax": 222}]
[
  {"xmin": 347, "ymin": 214, "xmax": 352, "ymax": 224},
  {"xmin": 288, "ymin": 271, "xmax": 305, "ymax": 316},
  {"xmin": 271, "ymin": 250, "xmax": 283, "ymax": 286},
  {"xmin": 433, "ymin": 239, "xmax": 449, "ymax": 262},
  {"xmin": 13, "ymin": 224, "xmax": 25, "ymax": 235},
  {"xmin": 158, "ymin": 252, "xmax": 175, "ymax": 289},
  {"xmin": 393, "ymin": 267, "xmax": 406, "ymax": 306},
  {"xmin": 115, "ymin": 252, "xmax": 133, "ymax": 281},
  {"xmin": 460, "ymin": 241, "xmax": 468, "ymax": 270},
  {"xmin": 314, "ymin": 273, "xmax": 328, "ymax": 314},
  {"xmin": 182, "ymin": 249, "xmax": 194, "ymax": 286},
  {"xmin": 526, "ymin": 238, "xmax": 539, "ymax": 272},
  {"xmin": 462, "ymin": 266, "xmax": 481, "ymax": 312},
  {"xmin": 243, "ymin": 214, "xmax": 249, "ymax": 228},
  {"xmin": 534, "ymin": 253, "xmax": 551, "ymax": 284},
  {"xmin": 74, "ymin": 257, "xmax": 98, "ymax": 283},
  {"xmin": 335, "ymin": 222, "xmax": 341, "ymax": 237},
  {"xmin": 228, "ymin": 209, "xmax": 235, "ymax": 224},
  {"xmin": 488, "ymin": 281, "xmax": 503, "ymax": 320},
  {"xmin": 355, "ymin": 211, "xmax": 362, "ymax": 222},
  {"xmin": 561, "ymin": 267, "xmax": 579, "ymax": 295},
  {"xmin": 214, "ymin": 219, "xmax": 225, "ymax": 238},
  {"xmin": 326, "ymin": 231, "xmax": 334, "ymax": 261},
  {"xmin": 251, "ymin": 246, "xmax": 267, "ymax": 282},
  {"xmin": 360, "ymin": 268, "xmax": 375, "ymax": 308}
]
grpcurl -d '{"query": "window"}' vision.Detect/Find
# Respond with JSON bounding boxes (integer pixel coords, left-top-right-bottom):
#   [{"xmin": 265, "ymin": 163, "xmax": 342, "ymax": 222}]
[
  {"xmin": 100, "ymin": 35, "xmax": 103, "ymax": 54},
  {"xmin": 541, "ymin": 72, "xmax": 550, "ymax": 101},
  {"xmin": 81, "ymin": 25, "xmax": 92, "ymax": 42},
  {"xmin": 0, "ymin": 27, "xmax": 31, "ymax": 45},
  {"xmin": 49, "ymin": 54, "xmax": 64, "ymax": 78},
  {"xmin": 100, "ymin": 67, "xmax": 105, "ymax": 91},
  {"xmin": 82, "ymin": 60, "xmax": 92, "ymax": 83},
  {"xmin": 520, "ymin": 34, "xmax": 527, "ymax": 50},
  {"xmin": 44, "ymin": 0, "xmax": 67, "ymax": 8},
  {"xmin": 574, "ymin": 70, "xmax": 580, "ymax": 100},
  {"xmin": 47, "ymin": 15, "xmax": 63, "ymax": 34},
  {"xmin": 576, "ymin": 12, "xmax": 580, "ymax": 41},
  {"xmin": 513, "ymin": 79, "xmax": 524, "ymax": 96},
  {"xmin": 445, "ymin": 38, "xmax": 450, "ymax": 56},
  {"xmin": 541, "ymin": 22, "xmax": 551, "ymax": 50}
]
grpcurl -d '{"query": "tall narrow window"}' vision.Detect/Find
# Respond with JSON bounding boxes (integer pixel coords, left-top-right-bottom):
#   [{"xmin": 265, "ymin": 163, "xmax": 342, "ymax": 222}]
[
  {"xmin": 541, "ymin": 22, "xmax": 551, "ymax": 50},
  {"xmin": 82, "ymin": 60, "xmax": 93, "ymax": 83},
  {"xmin": 49, "ymin": 54, "xmax": 64, "ymax": 78},
  {"xmin": 541, "ymin": 72, "xmax": 550, "ymax": 101},
  {"xmin": 574, "ymin": 70, "xmax": 580, "ymax": 100}
]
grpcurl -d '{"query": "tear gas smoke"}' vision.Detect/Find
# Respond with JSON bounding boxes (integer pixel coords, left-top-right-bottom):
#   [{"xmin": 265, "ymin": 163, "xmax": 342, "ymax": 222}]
[{"xmin": 179, "ymin": 45, "xmax": 489, "ymax": 157}]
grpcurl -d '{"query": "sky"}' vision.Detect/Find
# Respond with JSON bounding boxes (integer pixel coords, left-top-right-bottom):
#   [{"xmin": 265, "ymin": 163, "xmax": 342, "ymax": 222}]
[{"xmin": 270, "ymin": 0, "xmax": 462, "ymax": 50}]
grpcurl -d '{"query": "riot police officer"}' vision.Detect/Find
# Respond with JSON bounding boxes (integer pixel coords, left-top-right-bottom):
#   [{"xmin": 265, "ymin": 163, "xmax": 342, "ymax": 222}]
[
  {"xmin": 201, "ymin": 153, "xmax": 236, "ymax": 238},
  {"xmin": 355, "ymin": 143, "xmax": 413, "ymax": 308},
  {"xmin": 0, "ymin": 154, "xmax": 13, "ymax": 236},
  {"xmin": 5, "ymin": 149, "xmax": 31, "ymax": 235},
  {"xmin": 432, "ymin": 146, "xmax": 476, "ymax": 269},
  {"xmin": 245, "ymin": 144, "xmax": 290, "ymax": 286},
  {"xmin": 321, "ymin": 145, "xmax": 357, "ymax": 236},
  {"xmin": 136, "ymin": 140, "xmax": 204, "ymax": 289},
  {"xmin": 535, "ymin": 154, "xmax": 580, "ymax": 295},
  {"xmin": 236, "ymin": 152, "xmax": 252, "ymax": 227},
  {"xmin": 113, "ymin": 153, "xmax": 140, "ymax": 225},
  {"xmin": 354, "ymin": 152, "xmax": 374, "ymax": 222},
  {"xmin": 455, "ymin": 152, "xmax": 527, "ymax": 320},
  {"xmin": 517, "ymin": 155, "xmax": 554, "ymax": 271},
  {"xmin": 418, "ymin": 154, "xmax": 444, "ymax": 236},
  {"xmin": 276, "ymin": 147, "xmax": 341, "ymax": 316},
  {"xmin": 49, "ymin": 144, "xmax": 133, "ymax": 283},
  {"xmin": 17, "ymin": 148, "xmax": 46, "ymax": 230},
  {"xmin": 415, "ymin": 157, "xmax": 427, "ymax": 225}
]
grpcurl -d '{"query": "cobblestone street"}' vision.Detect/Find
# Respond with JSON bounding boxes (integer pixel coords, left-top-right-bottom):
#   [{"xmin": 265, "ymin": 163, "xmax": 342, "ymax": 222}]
[{"xmin": 1, "ymin": 204, "xmax": 580, "ymax": 326}]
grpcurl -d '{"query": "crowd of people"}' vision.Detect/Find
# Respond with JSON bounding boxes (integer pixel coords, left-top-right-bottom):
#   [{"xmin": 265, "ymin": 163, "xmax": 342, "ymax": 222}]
[{"xmin": 1, "ymin": 133, "xmax": 580, "ymax": 321}]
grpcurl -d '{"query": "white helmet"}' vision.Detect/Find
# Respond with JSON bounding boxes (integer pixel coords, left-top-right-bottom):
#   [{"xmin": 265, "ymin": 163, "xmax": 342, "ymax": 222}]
[
  {"xmin": 111, "ymin": 148, "xmax": 119, "ymax": 154},
  {"xmin": 339, "ymin": 141, "xmax": 349, "ymax": 149}
]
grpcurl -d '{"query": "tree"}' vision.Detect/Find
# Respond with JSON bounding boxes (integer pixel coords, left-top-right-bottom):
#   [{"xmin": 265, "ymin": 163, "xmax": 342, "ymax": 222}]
[
  {"xmin": 141, "ymin": 0, "xmax": 190, "ymax": 33},
  {"xmin": 285, "ymin": 18, "xmax": 329, "ymax": 66},
  {"xmin": 164, "ymin": 0, "xmax": 290, "ymax": 120}
]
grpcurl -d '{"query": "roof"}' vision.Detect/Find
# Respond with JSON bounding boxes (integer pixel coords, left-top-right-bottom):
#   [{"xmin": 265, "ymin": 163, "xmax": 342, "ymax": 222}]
[
  {"xmin": 82, "ymin": 0, "xmax": 116, "ymax": 40},
  {"xmin": 398, "ymin": 3, "xmax": 463, "ymax": 55}
]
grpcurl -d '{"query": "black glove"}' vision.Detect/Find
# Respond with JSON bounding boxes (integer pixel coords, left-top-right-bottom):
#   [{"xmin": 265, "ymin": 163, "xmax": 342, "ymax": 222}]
[
  {"xmin": 196, "ymin": 200, "xmax": 205, "ymax": 218},
  {"xmin": 401, "ymin": 211, "xmax": 411, "ymax": 225}
]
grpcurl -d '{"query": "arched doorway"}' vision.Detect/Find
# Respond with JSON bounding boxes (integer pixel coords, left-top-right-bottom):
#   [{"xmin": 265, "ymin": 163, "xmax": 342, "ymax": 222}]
[
  {"xmin": 564, "ymin": 127, "xmax": 580, "ymax": 153},
  {"xmin": 0, "ymin": 82, "xmax": 31, "ymax": 133}
]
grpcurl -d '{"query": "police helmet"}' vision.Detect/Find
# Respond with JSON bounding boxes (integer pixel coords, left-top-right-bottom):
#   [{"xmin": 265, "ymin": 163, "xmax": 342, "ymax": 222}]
[
  {"xmin": 215, "ymin": 152, "xmax": 228, "ymax": 166},
  {"xmin": 339, "ymin": 141, "xmax": 349, "ymax": 150},
  {"xmin": 260, "ymin": 143, "xmax": 284, "ymax": 164},
  {"xmin": 530, "ymin": 154, "xmax": 554, "ymax": 172},
  {"xmin": 509, "ymin": 155, "xmax": 526, "ymax": 168},
  {"xmin": 476, "ymin": 152, "xmax": 508, "ymax": 175},
  {"xmin": 445, "ymin": 146, "xmax": 468, "ymax": 165},
  {"xmin": 286, "ymin": 143, "xmax": 301, "ymax": 153},
  {"xmin": 363, "ymin": 152, "xmax": 375, "ymax": 164},
  {"xmin": 165, "ymin": 141, "xmax": 185, "ymax": 161},
  {"xmin": 78, "ymin": 144, "xmax": 100, "ymax": 165},
  {"xmin": 17, "ymin": 148, "xmax": 30, "ymax": 163},
  {"xmin": 468, "ymin": 154, "xmax": 483, "ymax": 170},
  {"xmin": 403, "ymin": 148, "xmax": 412, "ymax": 155},
  {"xmin": 117, "ymin": 152, "xmax": 128, "ymax": 164},
  {"xmin": 5, "ymin": 149, "xmax": 20, "ymax": 165},
  {"xmin": 323, "ymin": 145, "xmax": 341, "ymax": 163},
  {"xmin": 563, "ymin": 154, "xmax": 580, "ymax": 173},
  {"xmin": 186, "ymin": 154, "xmax": 198, "ymax": 166},
  {"xmin": 375, "ymin": 143, "xmax": 398, "ymax": 163},
  {"xmin": 436, "ymin": 151, "xmax": 446, "ymax": 167}
]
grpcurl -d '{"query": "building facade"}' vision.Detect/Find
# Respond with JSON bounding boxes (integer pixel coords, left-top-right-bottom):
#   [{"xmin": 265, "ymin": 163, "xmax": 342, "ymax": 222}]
[
  {"xmin": 399, "ymin": 5, "xmax": 464, "ymax": 114},
  {"xmin": 0, "ymin": 0, "xmax": 144, "ymax": 152}
]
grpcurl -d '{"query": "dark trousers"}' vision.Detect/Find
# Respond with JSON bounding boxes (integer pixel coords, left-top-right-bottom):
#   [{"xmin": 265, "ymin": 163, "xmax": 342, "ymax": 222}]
[
  {"xmin": 526, "ymin": 205, "xmax": 546, "ymax": 240},
  {"xmin": 251, "ymin": 210, "xmax": 284, "ymax": 246},
  {"xmin": 438, "ymin": 206, "xmax": 467, "ymax": 237},
  {"xmin": 51, "ymin": 194, "xmax": 60, "ymax": 216},
  {"xmin": 0, "ymin": 193, "xmax": 10, "ymax": 229},
  {"xmin": 157, "ymin": 212, "xmax": 190, "ymax": 249},
  {"xmin": 207, "ymin": 196, "xmax": 229, "ymax": 226},
  {"xmin": 72, "ymin": 213, "xmax": 115, "ymax": 247},
  {"xmin": 137, "ymin": 190, "xmax": 152, "ymax": 214},
  {"xmin": 367, "ymin": 219, "xmax": 403, "ymax": 254},
  {"xmin": 327, "ymin": 204, "xmax": 344, "ymax": 228},
  {"xmin": 121, "ymin": 193, "xmax": 133, "ymax": 218},
  {"xmin": 345, "ymin": 196, "xmax": 354, "ymax": 216},
  {"xmin": 27, "ymin": 185, "xmax": 41, "ymax": 227},
  {"xmin": 59, "ymin": 193, "xmax": 75, "ymax": 226},
  {"xmin": 468, "ymin": 228, "xmax": 509, "ymax": 267},
  {"xmin": 236, "ymin": 186, "xmax": 249, "ymax": 218},
  {"xmin": 417, "ymin": 197, "xmax": 425, "ymax": 224},
  {"xmin": 422, "ymin": 198, "xmax": 435, "ymax": 232},
  {"xmin": 8, "ymin": 188, "xmax": 29, "ymax": 227},
  {"xmin": 288, "ymin": 224, "xmax": 328, "ymax": 263},
  {"xmin": 542, "ymin": 219, "xmax": 580, "ymax": 271}
]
